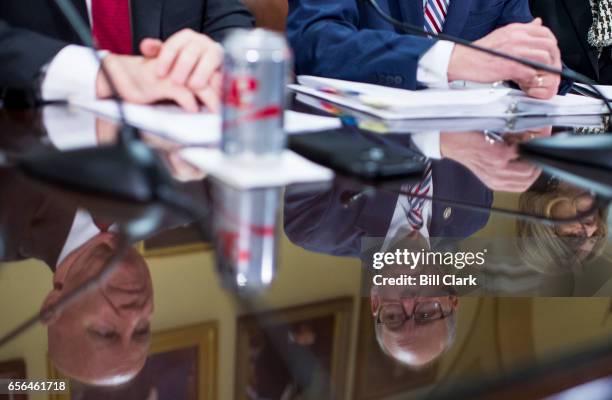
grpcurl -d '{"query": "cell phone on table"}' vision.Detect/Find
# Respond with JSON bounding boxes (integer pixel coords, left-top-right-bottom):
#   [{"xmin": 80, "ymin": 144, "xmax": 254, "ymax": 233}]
[{"xmin": 288, "ymin": 129, "xmax": 427, "ymax": 181}]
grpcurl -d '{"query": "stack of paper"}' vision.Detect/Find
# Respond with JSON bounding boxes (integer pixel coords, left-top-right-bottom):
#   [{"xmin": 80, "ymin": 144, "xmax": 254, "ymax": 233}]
[
  {"xmin": 69, "ymin": 99, "xmax": 342, "ymax": 145},
  {"xmin": 289, "ymin": 75, "xmax": 607, "ymax": 120},
  {"xmin": 66, "ymin": 99, "xmax": 339, "ymax": 187},
  {"xmin": 295, "ymin": 91, "xmax": 605, "ymax": 133}
]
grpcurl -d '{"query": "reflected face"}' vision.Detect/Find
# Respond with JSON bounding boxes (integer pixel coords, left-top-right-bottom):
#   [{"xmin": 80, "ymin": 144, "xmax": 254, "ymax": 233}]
[
  {"xmin": 548, "ymin": 188, "xmax": 604, "ymax": 261},
  {"xmin": 551, "ymin": 193, "xmax": 599, "ymax": 238},
  {"xmin": 370, "ymin": 265, "xmax": 458, "ymax": 368},
  {"xmin": 43, "ymin": 233, "xmax": 153, "ymax": 385}
]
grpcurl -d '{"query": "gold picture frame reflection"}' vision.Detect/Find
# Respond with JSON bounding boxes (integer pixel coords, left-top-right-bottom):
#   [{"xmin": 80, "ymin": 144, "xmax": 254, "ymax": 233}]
[
  {"xmin": 138, "ymin": 224, "xmax": 212, "ymax": 258},
  {"xmin": 0, "ymin": 358, "xmax": 27, "ymax": 400},
  {"xmin": 234, "ymin": 297, "xmax": 353, "ymax": 400},
  {"xmin": 48, "ymin": 321, "xmax": 218, "ymax": 400}
]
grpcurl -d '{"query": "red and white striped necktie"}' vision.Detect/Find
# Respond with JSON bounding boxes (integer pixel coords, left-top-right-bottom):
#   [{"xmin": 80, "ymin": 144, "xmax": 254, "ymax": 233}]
[
  {"xmin": 424, "ymin": 0, "xmax": 449, "ymax": 34},
  {"xmin": 403, "ymin": 161, "xmax": 433, "ymax": 230}
]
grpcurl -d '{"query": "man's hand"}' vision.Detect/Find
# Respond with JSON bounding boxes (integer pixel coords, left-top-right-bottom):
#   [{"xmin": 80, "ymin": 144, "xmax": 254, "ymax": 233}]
[
  {"xmin": 96, "ymin": 54, "xmax": 199, "ymax": 112},
  {"xmin": 447, "ymin": 18, "xmax": 561, "ymax": 99},
  {"xmin": 516, "ymin": 63, "xmax": 562, "ymax": 100},
  {"xmin": 440, "ymin": 129, "xmax": 549, "ymax": 192},
  {"xmin": 139, "ymin": 29, "xmax": 224, "ymax": 111}
]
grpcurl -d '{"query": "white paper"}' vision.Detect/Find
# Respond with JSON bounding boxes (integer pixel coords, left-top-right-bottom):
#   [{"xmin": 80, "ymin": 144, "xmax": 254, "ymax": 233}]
[
  {"xmin": 510, "ymin": 90, "xmax": 606, "ymax": 115},
  {"xmin": 69, "ymin": 98, "xmax": 341, "ymax": 145},
  {"xmin": 295, "ymin": 93, "xmax": 605, "ymax": 133},
  {"xmin": 297, "ymin": 75, "xmax": 512, "ymax": 108},
  {"xmin": 574, "ymin": 83, "xmax": 612, "ymax": 99},
  {"xmin": 291, "ymin": 75, "xmax": 606, "ymax": 120},
  {"xmin": 180, "ymin": 148, "xmax": 334, "ymax": 189}
]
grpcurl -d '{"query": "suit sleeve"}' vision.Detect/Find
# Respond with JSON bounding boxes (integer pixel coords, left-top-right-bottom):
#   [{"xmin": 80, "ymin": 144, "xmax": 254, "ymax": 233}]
[
  {"xmin": 0, "ymin": 19, "xmax": 69, "ymax": 90},
  {"xmin": 287, "ymin": 0, "xmax": 436, "ymax": 89},
  {"xmin": 202, "ymin": 0, "xmax": 255, "ymax": 42},
  {"xmin": 495, "ymin": 0, "xmax": 534, "ymax": 27},
  {"xmin": 284, "ymin": 181, "xmax": 368, "ymax": 257}
]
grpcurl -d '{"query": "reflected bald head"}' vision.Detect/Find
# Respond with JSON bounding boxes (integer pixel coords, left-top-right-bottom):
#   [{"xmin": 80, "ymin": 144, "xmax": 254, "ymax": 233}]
[{"xmin": 43, "ymin": 233, "xmax": 153, "ymax": 385}]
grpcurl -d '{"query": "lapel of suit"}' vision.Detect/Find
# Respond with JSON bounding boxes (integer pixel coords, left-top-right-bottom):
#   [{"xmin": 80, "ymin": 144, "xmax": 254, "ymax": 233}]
[
  {"xmin": 561, "ymin": 0, "xmax": 599, "ymax": 80},
  {"xmin": 396, "ymin": 0, "xmax": 425, "ymax": 32},
  {"xmin": 69, "ymin": 0, "xmax": 90, "ymax": 26},
  {"xmin": 442, "ymin": 0, "xmax": 474, "ymax": 36},
  {"xmin": 355, "ymin": 191, "xmax": 400, "ymax": 237},
  {"xmin": 131, "ymin": 0, "xmax": 164, "ymax": 54}
]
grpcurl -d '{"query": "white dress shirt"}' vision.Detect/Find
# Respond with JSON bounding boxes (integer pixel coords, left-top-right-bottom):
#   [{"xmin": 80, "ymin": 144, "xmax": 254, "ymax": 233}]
[
  {"xmin": 40, "ymin": 0, "xmax": 454, "ymax": 101},
  {"xmin": 56, "ymin": 209, "xmax": 103, "ymax": 266},
  {"xmin": 45, "ymin": 107, "xmax": 118, "ymax": 267}
]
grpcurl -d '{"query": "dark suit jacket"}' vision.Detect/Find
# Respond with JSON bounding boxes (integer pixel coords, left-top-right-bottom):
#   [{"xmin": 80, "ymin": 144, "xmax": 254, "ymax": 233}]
[
  {"xmin": 530, "ymin": 0, "xmax": 609, "ymax": 83},
  {"xmin": 284, "ymin": 145, "xmax": 493, "ymax": 257},
  {"xmin": 287, "ymin": 0, "xmax": 533, "ymax": 90},
  {"xmin": 0, "ymin": 168, "xmax": 76, "ymax": 269},
  {"xmin": 0, "ymin": 0, "xmax": 254, "ymax": 97},
  {"xmin": 0, "ymin": 165, "xmax": 213, "ymax": 269}
]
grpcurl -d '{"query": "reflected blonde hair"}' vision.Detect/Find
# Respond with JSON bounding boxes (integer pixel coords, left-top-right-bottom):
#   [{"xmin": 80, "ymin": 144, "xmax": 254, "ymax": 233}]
[{"xmin": 517, "ymin": 191, "xmax": 608, "ymax": 275}]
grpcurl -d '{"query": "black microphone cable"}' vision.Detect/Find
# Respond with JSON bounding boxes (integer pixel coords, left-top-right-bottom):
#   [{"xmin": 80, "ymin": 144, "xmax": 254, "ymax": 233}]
[
  {"xmin": 362, "ymin": 0, "xmax": 612, "ymax": 115},
  {"xmin": 340, "ymin": 183, "xmax": 609, "ymax": 226}
]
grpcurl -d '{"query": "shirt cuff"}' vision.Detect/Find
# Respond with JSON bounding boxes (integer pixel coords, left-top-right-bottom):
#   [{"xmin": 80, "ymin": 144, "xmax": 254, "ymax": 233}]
[
  {"xmin": 43, "ymin": 105, "xmax": 97, "ymax": 150},
  {"xmin": 40, "ymin": 45, "xmax": 104, "ymax": 101},
  {"xmin": 411, "ymin": 131, "xmax": 441, "ymax": 159},
  {"xmin": 416, "ymin": 41, "xmax": 455, "ymax": 89}
]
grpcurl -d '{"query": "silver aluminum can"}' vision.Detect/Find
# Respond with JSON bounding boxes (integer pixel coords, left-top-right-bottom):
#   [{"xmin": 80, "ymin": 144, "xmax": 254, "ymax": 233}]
[
  {"xmin": 211, "ymin": 179, "xmax": 280, "ymax": 293},
  {"xmin": 221, "ymin": 28, "xmax": 292, "ymax": 157}
]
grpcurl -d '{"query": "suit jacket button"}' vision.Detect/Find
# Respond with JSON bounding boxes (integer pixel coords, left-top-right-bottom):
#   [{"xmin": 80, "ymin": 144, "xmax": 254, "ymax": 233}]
[
  {"xmin": 443, "ymin": 207, "xmax": 452, "ymax": 220},
  {"xmin": 395, "ymin": 76, "xmax": 403, "ymax": 85}
]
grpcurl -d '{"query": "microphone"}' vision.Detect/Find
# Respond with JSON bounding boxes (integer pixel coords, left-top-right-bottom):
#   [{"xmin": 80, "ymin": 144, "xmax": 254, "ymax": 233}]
[{"xmin": 361, "ymin": 0, "xmax": 612, "ymax": 115}]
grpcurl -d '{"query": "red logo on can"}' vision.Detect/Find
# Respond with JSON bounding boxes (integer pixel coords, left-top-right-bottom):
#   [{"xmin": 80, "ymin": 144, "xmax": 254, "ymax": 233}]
[{"xmin": 225, "ymin": 75, "xmax": 259, "ymax": 109}]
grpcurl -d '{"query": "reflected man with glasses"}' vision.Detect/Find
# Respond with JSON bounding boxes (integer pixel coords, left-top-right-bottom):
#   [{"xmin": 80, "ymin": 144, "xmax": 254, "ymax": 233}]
[{"xmin": 368, "ymin": 235, "xmax": 458, "ymax": 368}]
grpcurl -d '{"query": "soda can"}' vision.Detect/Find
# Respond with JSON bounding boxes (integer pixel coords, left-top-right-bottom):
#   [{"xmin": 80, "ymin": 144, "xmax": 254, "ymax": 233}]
[
  {"xmin": 211, "ymin": 178, "xmax": 280, "ymax": 293},
  {"xmin": 221, "ymin": 28, "xmax": 293, "ymax": 157}
]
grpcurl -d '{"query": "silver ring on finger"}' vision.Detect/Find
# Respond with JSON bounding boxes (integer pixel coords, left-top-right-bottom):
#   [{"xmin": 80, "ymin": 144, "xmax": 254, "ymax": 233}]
[{"xmin": 535, "ymin": 75, "xmax": 544, "ymax": 88}]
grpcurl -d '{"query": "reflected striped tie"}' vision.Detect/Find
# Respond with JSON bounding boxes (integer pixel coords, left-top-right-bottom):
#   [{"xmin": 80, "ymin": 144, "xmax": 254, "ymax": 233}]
[
  {"xmin": 424, "ymin": 0, "xmax": 449, "ymax": 35},
  {"xmin": 402, "ymin": 161, "xmax": 433, "ymax": 230}
]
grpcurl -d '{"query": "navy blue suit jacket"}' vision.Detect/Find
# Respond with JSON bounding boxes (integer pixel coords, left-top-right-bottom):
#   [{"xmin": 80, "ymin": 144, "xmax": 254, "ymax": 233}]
[
  {"xmin": 287, "ymin": 0, "xmax": 533, "ymax": 90},
  {"xmin": 284, "ymin": 157, "xmax": 493, "ymax": 258}
]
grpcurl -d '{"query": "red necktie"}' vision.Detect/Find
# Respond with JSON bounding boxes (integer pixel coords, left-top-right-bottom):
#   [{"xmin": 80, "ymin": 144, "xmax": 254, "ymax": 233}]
[
  {"xmin": 92, "ymin": 0, "xmax": 133, "ymax": 55},
  {"xmin": 93, "ymin": 218, "xmax": 113, "ymax": 232}
]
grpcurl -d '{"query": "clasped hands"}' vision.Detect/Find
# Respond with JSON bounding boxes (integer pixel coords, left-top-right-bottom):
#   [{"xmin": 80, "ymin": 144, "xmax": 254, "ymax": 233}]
[
  {"xmin": 95, "ymin": 29, "xmax": 223, "ymax": 112},
  {"xmin": 440, "ymin": 127, "xmax": 552, "ymax": 192},
  {"xmin": 448, "ymin": 18, "xmax": 561, "ymax": 100}
]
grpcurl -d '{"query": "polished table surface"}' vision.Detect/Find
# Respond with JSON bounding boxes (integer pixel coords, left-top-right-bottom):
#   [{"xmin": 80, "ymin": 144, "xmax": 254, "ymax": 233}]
[{"xmin": 0, "ymin": 103, "xmax": 611, "ymax": 400}]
